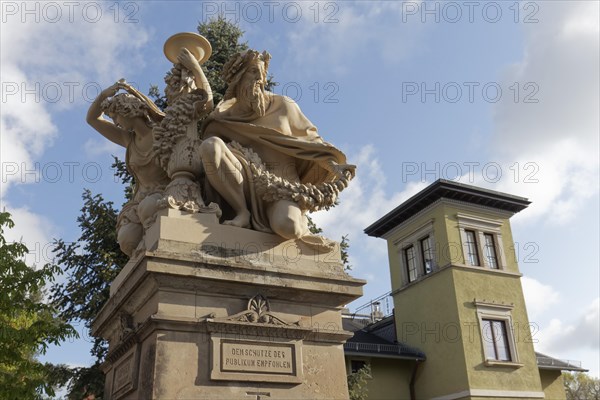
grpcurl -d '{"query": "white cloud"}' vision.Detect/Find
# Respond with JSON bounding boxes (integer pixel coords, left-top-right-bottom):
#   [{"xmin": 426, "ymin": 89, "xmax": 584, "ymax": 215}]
[
  {"xmin": 83, "ymin": 138, "xmax": 124, "ymax": 159},
  {"xmin": 1, "ymin": 2, "xmax": 151, "ymax": 253},
  {"xmin": 1, "ymin": 1, "xmax": 150, "ymax": 185},
  {"xmin": 537, "ymin": 298, "xmax": 600, "ymax": 354},
  {"xmin": 311, "ymin": 144, "xmax": 428, "ymax": 273},
  {"xmin": 1, "ymin": 64, "xmax": 58, "ymax": 192},
  {"xmin": 486, "ymin": 1, "xmax": 599, "ymax": 223},
  {"xmin": 282, "ymin": 2, "xmax": 427, "ymax": 78},
  {"xmin": 521, "ymin": 276, "xmax": 560, "ymax": 320},
  {"xmin": 0, "ymin": 203, "xmax": 57, "ymax": 267}
]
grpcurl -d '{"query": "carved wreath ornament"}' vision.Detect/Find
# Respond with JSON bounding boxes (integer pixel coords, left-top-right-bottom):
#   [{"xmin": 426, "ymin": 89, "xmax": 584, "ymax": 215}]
[{"xmin": 225, "ymin": 294, "xmax": 298, "ymax": 326}]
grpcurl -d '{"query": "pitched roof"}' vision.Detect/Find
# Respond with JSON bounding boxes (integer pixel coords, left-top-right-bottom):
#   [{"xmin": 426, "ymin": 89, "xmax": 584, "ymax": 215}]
[
  {"xmin": 343, "ymin": 317, "xmax": 586, "ymax": 371},
  {"xmin": 536, "ymin": 352, "xmax": 588, "ymax": 372},
  {"xmin": 343, "ymin": 316, "xmax": 425, "ymax": 360},
  {"xmin": 365, "ymin": 179, "xmax": 531, "ymax": 238}
]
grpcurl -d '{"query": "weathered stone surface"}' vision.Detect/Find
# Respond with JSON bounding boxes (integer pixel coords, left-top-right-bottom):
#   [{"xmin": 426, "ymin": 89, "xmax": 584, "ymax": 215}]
[
  {"xmin": 92, "ymin": 210, "xmax": 364, "ymax": 399},
  {"xmin": 89, "ymin": 31, "xmax": 363, "ymax": 400}
]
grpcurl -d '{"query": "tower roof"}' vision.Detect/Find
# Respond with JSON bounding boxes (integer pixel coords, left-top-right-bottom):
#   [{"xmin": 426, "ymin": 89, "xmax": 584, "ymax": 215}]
[{"xmin": 364, "ymin": 179, "xmax": 530, "ymax": 238}]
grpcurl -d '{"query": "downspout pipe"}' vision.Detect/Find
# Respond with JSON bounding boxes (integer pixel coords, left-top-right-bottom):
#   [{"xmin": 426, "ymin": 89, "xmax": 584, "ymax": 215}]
[{"xmin": 409, "ymin": 359, "xmax": 421, "ymax": 400}]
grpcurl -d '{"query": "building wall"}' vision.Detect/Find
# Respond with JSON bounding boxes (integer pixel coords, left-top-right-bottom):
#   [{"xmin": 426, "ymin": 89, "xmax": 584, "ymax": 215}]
[
  {"xmin": 392, "ymin": 268, "xmax": 471, "ymax": 398},
  {"xmin": 453, "ymin": 268, "xmax": 543, "ymax": 394},
  {"xmin": 539, "ymin": 370, "xmax": 567, "ymax": 400}
]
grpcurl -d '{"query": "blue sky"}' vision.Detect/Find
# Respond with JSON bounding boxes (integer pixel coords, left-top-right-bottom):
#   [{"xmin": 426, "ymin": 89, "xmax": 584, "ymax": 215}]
[{"xmin": 1, "ymin": 0, "xmax": 598, "ymax": 379}]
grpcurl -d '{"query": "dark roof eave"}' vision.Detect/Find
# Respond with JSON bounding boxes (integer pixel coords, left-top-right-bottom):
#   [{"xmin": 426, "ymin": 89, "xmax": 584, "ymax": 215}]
[
  {"xmin": 538, "ymin": 364, "xmax": 588, "ymax": 372},
  {"xmin": 344, "ymin": 350, "xmax": 426, "ymax": 361},
  {"xmin": 365, "ymin": 179, "xmax": 531, "ymax": 238}
]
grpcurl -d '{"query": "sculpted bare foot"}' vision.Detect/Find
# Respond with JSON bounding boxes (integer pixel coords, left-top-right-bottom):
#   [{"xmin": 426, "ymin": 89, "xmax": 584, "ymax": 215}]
[{"xmin": 223, "ymin": 210, "xmax": 251, "ymax": 228}]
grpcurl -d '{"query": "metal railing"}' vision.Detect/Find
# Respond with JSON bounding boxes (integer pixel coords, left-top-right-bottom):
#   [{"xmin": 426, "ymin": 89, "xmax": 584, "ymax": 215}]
[
  {"xmin": 344, "ymin": 341, "xmax": 414, "ymax": 355},
  {"xmin": 537, "ymin": 356, "xmax": 582, "ymax": 369},
  {"xmin": 352, "ymin": 291, "xmax": 393, "ymax": 317}
]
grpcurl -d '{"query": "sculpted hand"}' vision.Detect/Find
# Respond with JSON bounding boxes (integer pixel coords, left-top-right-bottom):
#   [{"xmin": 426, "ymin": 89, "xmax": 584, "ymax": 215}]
[
  {"xmin": 177, "ymin": 48, "xmax": 201, "ymax": 72},
  {"xmin": 328, "ymin": 161, "xmax": 356, "ymax": 180},
  {"xmin": 100, "ymin": 82, "xmax": 121, "ymax": 99}
]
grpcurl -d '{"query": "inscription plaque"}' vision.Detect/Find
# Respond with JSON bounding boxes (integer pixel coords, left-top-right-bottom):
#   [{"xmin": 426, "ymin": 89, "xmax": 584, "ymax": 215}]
[
  {"xmin": 110, "ymin": 344, "xmax": 140, "ymax": 399},
  {"xmin": 221, "ymin": 341, "xmax": 294, "ymax": 374},
  {"xmin": 210, "ymin": 335, "xmax": 303, "ymax": 383},
  {"xmin": 113, "ymin": 356, "xmax": 132, "ymax": 392}
]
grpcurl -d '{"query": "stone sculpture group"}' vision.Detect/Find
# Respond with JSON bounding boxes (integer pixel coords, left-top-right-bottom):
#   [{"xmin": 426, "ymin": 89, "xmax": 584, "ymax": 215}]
[{"xmin": 87, "ymin": 32, "xmax": 355, "ymax": 257}]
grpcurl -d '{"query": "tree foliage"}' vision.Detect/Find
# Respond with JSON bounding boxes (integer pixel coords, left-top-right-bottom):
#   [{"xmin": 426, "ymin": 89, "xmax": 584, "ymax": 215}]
[
  {"xmin": 564, "ymin": 372, "xmax": 600, "ymax": 400},
  {"xmin": 347, "ymin": 363, "xmax": 371, "ymax": 400},
  {"xmin": 197, "ymin": 15, "xmax": 249, "ymax": 105},
  {"xmin": 0, "ymin": 212, "xmax": 76, "ymax": 399},
  {"xmin": 50, "ymin": 189, "xmax": 127, "ymax": 361}
]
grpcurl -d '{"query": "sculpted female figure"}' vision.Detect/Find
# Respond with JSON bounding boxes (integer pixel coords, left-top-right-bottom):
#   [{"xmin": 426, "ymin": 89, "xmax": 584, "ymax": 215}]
[{"xmin": 86, "ymin": 82, "xmax": 170, "ymax": 256}]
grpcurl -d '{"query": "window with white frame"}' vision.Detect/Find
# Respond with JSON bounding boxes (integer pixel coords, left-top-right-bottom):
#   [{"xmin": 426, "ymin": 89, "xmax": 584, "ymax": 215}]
[
  {"xmin": 481, "ymin": 319, "xmax": 511, "ymax": 361},
  {"xmin": 483, "ymin": 233, "xmax": 499, "ymax": 269},
  {"xmin": 464, "ymin": 230, "xmax": 481, "ymax": 266},
  {"xmin": 474, "ymin": 300, "xmax": 520, "ymax": 365},
  {"xmin": 404, "ymin": 245, "xmax": 417, "ymax": 282},
  {"xmin": 457, "ymin": 213, "xmax": 507, "ymax": 270},
  {"xmin": 420, "ymin": 236, "xmax": 434, "ymax": 275},
  {"xmin": 394, "ymin": 220, "xmax": 435, "ymax": 285}
]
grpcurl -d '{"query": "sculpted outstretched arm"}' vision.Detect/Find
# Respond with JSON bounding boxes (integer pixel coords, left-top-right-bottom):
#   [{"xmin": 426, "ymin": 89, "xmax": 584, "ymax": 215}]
[
  {"xmin": 326, "ymin": 160, "xmax": 356, "ymax": 180},
  {"xmin": 86, "ymin": 83, "xmax": 130, "ymax": 148},
  {"xmin": 178, "ymin": 48, "xmax": 214, "ymax": 113}
]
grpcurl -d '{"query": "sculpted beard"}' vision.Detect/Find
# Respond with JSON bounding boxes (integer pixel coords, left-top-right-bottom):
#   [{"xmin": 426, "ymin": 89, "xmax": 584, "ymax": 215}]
[{"xmin": 240, "ymin": 77, "xmax": 267, "ymax": 117}]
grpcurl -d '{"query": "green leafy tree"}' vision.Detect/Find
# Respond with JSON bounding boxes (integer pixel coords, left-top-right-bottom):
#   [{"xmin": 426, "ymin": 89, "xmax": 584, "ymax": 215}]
[
  {"xmin": 347, "ymin": 363, "xmax": 371, "ymax": 400},
  {"xmin": 564, "ymin": 372, "xmax": 600, "ymax": 400},
  {"xmin": 0, "ymin": 212, "xmax": 76, "ymax": 399}
]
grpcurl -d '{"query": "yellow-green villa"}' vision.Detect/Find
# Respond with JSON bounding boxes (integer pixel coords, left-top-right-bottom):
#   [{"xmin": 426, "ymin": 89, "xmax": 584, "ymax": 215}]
[{"xmin": 343, "ymin": 179, "xmax": 585, "ymax": 400}]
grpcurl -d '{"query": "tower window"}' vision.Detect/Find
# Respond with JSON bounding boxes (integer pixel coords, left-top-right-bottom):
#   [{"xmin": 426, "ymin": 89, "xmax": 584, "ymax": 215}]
[
  {"xmin": 420, "ymin": 236, "xmax": 433, "ymax": 275},
  {"xmin": 481, "ymin": 319, "xmax": 511, "ymax": 361},
  {"xmin": 483, "ymin": 233, "xmax": 499, "ymax": 269},
  {"xmin": 465, "ymin": 230, "xmax": 480, "ymax": 266},
  {"xmin": 404, "ymin": 245, "xmax": 417, "ymax": 282}
]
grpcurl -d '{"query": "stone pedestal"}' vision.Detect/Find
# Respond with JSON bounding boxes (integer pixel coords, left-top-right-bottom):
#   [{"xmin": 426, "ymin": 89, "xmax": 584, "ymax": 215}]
[{"xmin": 92, "ymin": 209, "xmax": 365, "ymax": 400}]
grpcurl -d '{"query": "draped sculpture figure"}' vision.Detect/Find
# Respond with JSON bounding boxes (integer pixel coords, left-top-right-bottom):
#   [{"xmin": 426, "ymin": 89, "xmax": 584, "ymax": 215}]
[
  {"xmin": 87, "ymin": 33, "xmax": 355, "ymax": 256},
  {"xmin": 200, "ymin": 50, "xmax": 355, "ymax": 245}
]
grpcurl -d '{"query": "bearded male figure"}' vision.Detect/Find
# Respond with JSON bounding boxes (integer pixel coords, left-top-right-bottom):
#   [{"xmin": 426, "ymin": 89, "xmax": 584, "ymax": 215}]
[{"xmin": 200, "ymin": 50, "xmax": 355, "ymax": 243}]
